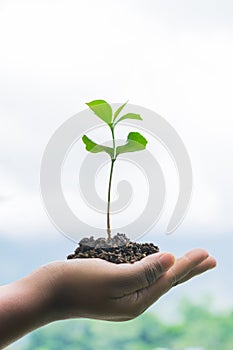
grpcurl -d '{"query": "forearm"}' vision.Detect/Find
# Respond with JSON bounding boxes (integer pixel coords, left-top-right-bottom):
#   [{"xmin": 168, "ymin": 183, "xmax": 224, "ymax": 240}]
[{"xmin": 0, "ymin": 268, "xmax": 55, "ymax": 349}]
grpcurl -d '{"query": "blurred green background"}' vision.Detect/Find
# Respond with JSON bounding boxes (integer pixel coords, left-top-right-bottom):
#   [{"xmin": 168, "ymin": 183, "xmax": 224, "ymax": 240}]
[{"xmin": 6, "ymin": 300, "xmax": 233, "ymax": 350}]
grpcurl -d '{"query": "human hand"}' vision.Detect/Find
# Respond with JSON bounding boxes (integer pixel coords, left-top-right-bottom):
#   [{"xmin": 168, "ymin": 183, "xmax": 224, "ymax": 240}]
[
  {"xmin": 44, "ymin": 248, "xmax": 216, "ymax": 321},
  {"xmin": 0, "ymin": 248, "xmax": 216, "ymax": 348}
]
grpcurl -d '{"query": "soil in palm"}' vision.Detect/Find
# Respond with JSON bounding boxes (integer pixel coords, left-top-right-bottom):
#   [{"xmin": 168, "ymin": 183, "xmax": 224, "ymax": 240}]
[{"xmin": 67, "ymin": 233, "xmax": 159, "ymax": 264}]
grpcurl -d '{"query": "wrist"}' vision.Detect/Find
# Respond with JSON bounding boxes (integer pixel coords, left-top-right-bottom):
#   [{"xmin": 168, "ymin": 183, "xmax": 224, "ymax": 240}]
[
  {"xmin": 25, "ymin": 266, "xmax": 58, "ymax": 322},
  {"xmin": 0, "ymin": 268, "xmax": 56, "ymax": 348},
  {"xmin": 32, "ymin": 262, "xmax": 76, "ymax": 321}
]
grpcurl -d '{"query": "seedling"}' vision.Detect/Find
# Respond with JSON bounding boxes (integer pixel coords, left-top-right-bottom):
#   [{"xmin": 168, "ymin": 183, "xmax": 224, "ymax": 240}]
[
  {"xmin": 67, "ymin": 100, "xmax": 159, "ymax": 263},
  {"xmin": 82, "ymin": 100, "xmax": 148, "ymax": 240}
]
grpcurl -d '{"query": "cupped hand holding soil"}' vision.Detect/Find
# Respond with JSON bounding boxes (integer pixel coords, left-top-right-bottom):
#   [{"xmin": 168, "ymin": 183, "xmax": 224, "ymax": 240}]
[
  {"xmin": 48, "ymin": 248, "xmax": 216, "ymax": 321},
  {"xmin": 0, "ymin": 248, "xmax": 216, "ymax": 349}
]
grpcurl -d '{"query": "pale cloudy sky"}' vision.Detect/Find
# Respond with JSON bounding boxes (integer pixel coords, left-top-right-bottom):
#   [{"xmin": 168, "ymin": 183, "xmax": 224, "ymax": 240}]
[{"xmin": 0, "ymin": 0, "xmax": 233, "ymax": 241}]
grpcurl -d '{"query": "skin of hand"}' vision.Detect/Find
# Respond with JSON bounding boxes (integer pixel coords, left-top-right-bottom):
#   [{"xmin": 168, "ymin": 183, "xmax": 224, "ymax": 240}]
[{"xmin": 0, "ymin": 248, "xmax": 216, "ymax": 349}]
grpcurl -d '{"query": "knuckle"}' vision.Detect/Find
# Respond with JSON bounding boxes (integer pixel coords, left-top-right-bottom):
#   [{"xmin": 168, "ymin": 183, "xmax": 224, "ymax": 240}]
[
  {"xmin": 168, "ymin": 267, "xmax": 177, "ymax": 287},
  {"xmin": 143, "ymin": 262, "xmax": 162, "ymax": 286},
  {"xmin": 183, "ymin": 253, "xmax": 192, "ymax": 265}
]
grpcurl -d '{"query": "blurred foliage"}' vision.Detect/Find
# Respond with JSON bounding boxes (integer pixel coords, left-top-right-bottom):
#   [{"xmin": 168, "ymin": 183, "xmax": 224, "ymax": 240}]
[{"xmin": 10, "ymin": 299, "xmax": 233, "ymax": 350}]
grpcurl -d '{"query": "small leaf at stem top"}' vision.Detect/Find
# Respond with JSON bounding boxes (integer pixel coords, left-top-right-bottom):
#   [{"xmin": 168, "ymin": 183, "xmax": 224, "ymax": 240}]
[
  {"xmin": 113, "ymin": 101, "xmax": 128, "ymax": 121},
  {"xmin": 82, "ymin": 135, "xmax": 113, "ymax": 158},
  {"xmin": 116, "ymin": 132, "xmax": 147, "ymax": 156},
  {"xmin": 86, "ymin": 100, "xmax": 113, "ymax": 125},
  {"xmin": 114, "ymin": 113, "xmax": 142, "ymax": 126}
]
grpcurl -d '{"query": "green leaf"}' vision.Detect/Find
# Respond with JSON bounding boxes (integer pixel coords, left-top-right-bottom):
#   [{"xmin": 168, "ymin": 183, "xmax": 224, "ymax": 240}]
[
  {"xmin": 113, "ymin": 100, "xmax": 128, "ymax": 121},
  {"xmin": 82, "ymin": 135, "xmax": 113, "ymax": 158},
  {"xmin": 86, "ymin": 100, "xmax": 112, "ymax": 125},
  {"xmin": 116, "ymin": 132, "xmax": 147, "ymax": 156},
  {"xmin": 114, "ymin": 113, "xmax": 142, "ymax": 126}
]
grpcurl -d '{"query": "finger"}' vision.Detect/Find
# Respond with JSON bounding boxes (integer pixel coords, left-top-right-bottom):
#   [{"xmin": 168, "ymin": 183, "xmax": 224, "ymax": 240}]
[
  {"xmin": 134, "ymin": 249, "xmax": 210, "ymax": 312},
  {"xmin": 174, "ymin": 256, "xmax": 216, "ymax": 286},
  {"xmin": 165, "ymin": 248, "xmax": 210, "ymax": 287},
  {"xmin": 110, "ymin": 252, "xmax": 175, "ymax": 297}
]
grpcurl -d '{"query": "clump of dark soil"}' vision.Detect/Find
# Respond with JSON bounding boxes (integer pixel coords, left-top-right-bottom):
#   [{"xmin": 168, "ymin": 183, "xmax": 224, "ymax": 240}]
[{"xmin": 67, "ymin": 233, "xmax": 159, "ymax": 264}]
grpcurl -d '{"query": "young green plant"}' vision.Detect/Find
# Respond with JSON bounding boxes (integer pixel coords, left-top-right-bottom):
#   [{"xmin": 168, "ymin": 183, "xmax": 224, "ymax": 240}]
[{"xmin": 82, "ymin": 100, "xmax": 148, "ymax": 240}]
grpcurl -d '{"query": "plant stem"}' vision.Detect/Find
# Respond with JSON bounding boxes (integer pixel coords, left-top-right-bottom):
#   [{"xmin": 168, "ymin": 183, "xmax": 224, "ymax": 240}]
[
  {"xmin": 107, "ymin": 127, "xmax": 116, "ymax": 240},
  {"xmin": 107, "ymin": 158, "xmax": 115, "ymax": 239}
]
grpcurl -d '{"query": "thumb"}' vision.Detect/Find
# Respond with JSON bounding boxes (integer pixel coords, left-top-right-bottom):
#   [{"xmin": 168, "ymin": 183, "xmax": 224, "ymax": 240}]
[
  {"xmin": 137, "ymin": 252, "xmax": 175, "ymax": 288},
  {"xmin": 115, "ymin": 252, "xmax": 175, "ymax": 295}
]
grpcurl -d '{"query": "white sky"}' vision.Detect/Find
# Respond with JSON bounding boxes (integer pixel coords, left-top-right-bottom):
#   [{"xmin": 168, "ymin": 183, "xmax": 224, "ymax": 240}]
[{"xmin": 0, "ymin": 0, "xmax": 233, "ymax": 239}]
